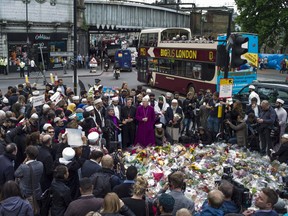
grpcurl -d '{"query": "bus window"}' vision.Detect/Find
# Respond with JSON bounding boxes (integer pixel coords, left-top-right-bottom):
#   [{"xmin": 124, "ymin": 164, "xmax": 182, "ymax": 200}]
[
  {"xmin": 185, "ymin": 62, "xmax": 193, "ymax": 78},
  {"xmin": 140, "ymin": 33, "xmax": 148, "ymax": 46},
  {"xmin": 148, "ymin": 58, "xmax": 158, "ymax": 72},
  {"xmin": 159, "ymin": 59, "xmax": 170, "ymax": 74},
  {"xmin": 148, "ymin": 33, "xmax": 158, "ymax": 47},
  {"xmin": 193, "ymin": 64, "xmax": 202, "ymax": 79}
]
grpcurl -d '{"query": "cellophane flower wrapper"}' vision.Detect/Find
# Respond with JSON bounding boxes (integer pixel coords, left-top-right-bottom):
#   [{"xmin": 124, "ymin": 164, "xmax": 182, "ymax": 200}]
[{"xmin": 123, "ymin": 143, "xmax": 288, "ymax": 211}]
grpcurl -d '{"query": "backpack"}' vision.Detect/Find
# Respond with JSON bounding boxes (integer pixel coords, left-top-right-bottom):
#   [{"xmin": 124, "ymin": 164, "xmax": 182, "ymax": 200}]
[{"xmin": 90, "ymin": 172, "xmax": 112, "ymax": 198}]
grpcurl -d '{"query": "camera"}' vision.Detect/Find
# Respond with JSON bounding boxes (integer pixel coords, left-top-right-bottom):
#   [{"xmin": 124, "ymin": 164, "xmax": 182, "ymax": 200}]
[{"xmin": 216, "ymin": 166, "xmax": 252, "ymax": 209}]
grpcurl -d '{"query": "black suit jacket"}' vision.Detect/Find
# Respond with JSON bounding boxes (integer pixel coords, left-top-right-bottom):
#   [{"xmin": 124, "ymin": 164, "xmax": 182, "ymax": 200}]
[
  {"xmin": 121, "ymin": 105, "xmax": 136, "ymax": 122},
  {"xmin": 0, "ymin": 153, "xmax": 15, "ymax": 186},
  {"xmin": 165, "ymin": 106, "xmax": 183, "ymax": 128},
  {"xmin": 81, "ymin": 160, "xmax": 102, "ymax": 178},
  {"xmin": 37, "ymin": 145, "xmax": 54, "ymax": 191},
  {"xmin": 112, "ymin": 182, "xmax": 134, "ymax": 198}
]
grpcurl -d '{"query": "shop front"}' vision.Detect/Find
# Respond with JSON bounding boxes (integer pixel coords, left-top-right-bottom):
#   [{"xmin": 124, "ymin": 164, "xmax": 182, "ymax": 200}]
[{"xmin": 7, "ymin": 33, "xmax": 69, "ymax": 73}]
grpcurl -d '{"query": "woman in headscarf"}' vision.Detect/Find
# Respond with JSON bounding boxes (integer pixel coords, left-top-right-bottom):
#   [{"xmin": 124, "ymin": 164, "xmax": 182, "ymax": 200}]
[
  {"xmin": 67, "ymin": 103, "xmax": 76, "ymax": 113},
  {"xmin": 154, "ymin": 95, "xmax": 169, "ymax": 125}
]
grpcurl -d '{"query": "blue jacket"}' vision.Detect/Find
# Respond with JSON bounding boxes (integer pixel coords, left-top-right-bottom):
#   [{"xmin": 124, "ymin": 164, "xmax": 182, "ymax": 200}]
[
  {"xmin": 199, "ymin": 205, "xmax": 224, "ymax": 216},
  {"xmin": 253, "ymin": 210, "xmax": 278, "ymax": 216},
  {"xmin": 0, "ymin": 196, "xmax": 33, "ymax": 216},
  {"xmin": 201, "ymin": 199, "xmax": 239, "ymax": 215},
  {"xmin": 220, "ymin": 200, "xmax": 240, "ymax": 214}
]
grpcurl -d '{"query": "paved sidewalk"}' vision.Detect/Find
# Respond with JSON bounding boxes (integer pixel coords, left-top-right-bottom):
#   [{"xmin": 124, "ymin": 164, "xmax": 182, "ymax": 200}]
[{"xmin": 0, "ymin": 68, "xmax": 106, "ymax": 81}]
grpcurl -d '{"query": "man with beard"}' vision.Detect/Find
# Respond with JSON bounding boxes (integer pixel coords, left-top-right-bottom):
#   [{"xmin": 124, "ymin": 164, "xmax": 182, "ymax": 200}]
[
  {"xmin": 121, "ymin": 98, "xmax": 136, "ymax": 149},
  {"xmin": 248, "ymin": 85, "xmax": 260, "ymax": 105},
  {"xmin": 174, "ymin": 92, "xmax": 183, "ymax": 108},
  {"xmin": 17, "ymin": 84, "xmax": 28, "ymax": 101},
  {"xmin": 257, "ymin": 100, "xmax": 277, "ymax": 155},
  {"xmin": 119, "ymin": 89, "xmax": 128, "ymax": 107},
  {"xmin": 82, "ymin": 109, "xmax": 97, "ymax": 136},
  {"xmin": 274, "ymin": 98, "xmax": 287, "ymax": 137},
  {"xmin": 93, "ymin": 98, "xmax": 105, "ymax": 130},
  {"xmin": 165, "ymin": 92, "xmax": 173, "ymax": 106},
  {"xmin": 165, "ymin": 99, "xmax": 183, "ymax": 143}
]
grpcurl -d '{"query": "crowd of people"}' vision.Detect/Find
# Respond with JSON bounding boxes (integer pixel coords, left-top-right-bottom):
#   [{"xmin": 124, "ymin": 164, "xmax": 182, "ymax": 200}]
[{"xmin": 0, "ymin": 78, "xmax": 287, "ymax": 216}]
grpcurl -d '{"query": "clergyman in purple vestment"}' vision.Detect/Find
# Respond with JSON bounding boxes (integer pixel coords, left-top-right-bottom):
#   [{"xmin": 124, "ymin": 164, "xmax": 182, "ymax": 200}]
[{"xmin": 135, "ymin": 97, "xmax": 155, "ymax": 147}]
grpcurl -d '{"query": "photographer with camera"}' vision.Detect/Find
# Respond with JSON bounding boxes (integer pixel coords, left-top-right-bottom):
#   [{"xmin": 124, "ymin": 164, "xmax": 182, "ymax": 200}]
[
  {"xmin": 218, "ymin": 180, "xmax": 240, "ymax": 214},
  {"xmin": 225, "ymin": 113, "xmax": 247, "ymax": 148},
  {"xmin": 181, "ymin": 92, "xmax": 198, "ymax": 135},
  {"xmin": 241, "ymin": 188, "xmax": 278, "ymax": 216},
  {"xmin": 158, "ymin": 171, "xmax": 195, "ymax": 216}
]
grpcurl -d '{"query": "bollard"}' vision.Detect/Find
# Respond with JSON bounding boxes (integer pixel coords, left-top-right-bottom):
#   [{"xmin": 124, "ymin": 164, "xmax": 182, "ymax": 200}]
[
  {"xmin": 25, "ymin": 74, "xmax": 29, "ymax": 83},
  {"xmin": 50, "ymin": 73, "xmax": 54, "ymax": 83}
]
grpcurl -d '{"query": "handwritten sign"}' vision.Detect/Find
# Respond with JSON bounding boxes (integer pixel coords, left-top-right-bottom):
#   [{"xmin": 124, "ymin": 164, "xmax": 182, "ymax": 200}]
[{"xmin": 32, "ymin": 94, "xmax": 45, "ymax": 107}]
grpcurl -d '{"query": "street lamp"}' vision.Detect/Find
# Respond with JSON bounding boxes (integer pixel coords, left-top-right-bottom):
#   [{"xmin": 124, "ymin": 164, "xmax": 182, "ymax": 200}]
[
  {"xmin": 73, "ymin": 0, "xmax": 78, "ymax": 95},
  {"xmin": 23, "ymin": 0, "xmax": 31, "ymax": 45}
]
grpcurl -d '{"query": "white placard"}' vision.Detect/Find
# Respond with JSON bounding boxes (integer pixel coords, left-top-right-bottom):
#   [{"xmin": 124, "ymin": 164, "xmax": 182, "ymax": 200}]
[
  {"xmin": 50, "ymin": 92, "xmax": 63, "ymax": 105},
  {"xmin": 32, "ymin": 94, "xmax": 45, "ymax": 107},
  {"xmin": 66, "ymin": 128, "xmax": 83, "ymax": 147}
]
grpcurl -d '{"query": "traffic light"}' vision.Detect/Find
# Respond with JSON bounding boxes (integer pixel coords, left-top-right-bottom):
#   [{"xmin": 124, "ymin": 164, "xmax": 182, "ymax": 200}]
[
  {"xmin": 216, "ymin": 44, "xmax": 227, "ymax": 67},
  {"xmin": 231, "ymin": 34, "xmax": 249, "ymax": 68}
]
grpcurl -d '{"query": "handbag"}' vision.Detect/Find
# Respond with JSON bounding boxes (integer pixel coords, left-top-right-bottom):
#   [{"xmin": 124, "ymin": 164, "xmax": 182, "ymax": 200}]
[{"xmin": 27, "ymin": 163, "xmax": 40, "ymax": 215}]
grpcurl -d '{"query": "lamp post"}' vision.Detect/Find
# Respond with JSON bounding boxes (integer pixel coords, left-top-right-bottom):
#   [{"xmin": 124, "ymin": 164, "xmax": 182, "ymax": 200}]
[
  {"xmin": 73, "ymin": 0, "xmax": 78, "ymax": 95},
  {"xmin": 25, "ymin": 0, "xmax": 31, "ymax": 45}
]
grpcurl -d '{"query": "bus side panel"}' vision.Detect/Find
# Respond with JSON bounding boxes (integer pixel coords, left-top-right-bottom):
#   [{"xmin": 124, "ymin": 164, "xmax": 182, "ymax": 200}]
[{"xmin": 154, "ymin": 73, "xmax": 216, "ymax": 95}]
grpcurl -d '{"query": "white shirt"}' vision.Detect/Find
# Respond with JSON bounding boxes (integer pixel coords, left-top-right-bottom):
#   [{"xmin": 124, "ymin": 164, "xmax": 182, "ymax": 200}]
[
  {"xmin": 249, "ymin": 91, "xmax": 260, "ymax": 105},
  {"xmin": 113, "ymin": 105, "xmax": 120, "ymax": 120},
  {"xmin": 275, "ymin": 107, "xmax": 287, "ymax": 135}
]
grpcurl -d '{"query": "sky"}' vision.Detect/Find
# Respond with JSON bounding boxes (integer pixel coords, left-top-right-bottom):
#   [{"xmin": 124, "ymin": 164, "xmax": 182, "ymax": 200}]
[{"xmin": 192, "ymin": 0, "xmax": 235, "ymax": 7}]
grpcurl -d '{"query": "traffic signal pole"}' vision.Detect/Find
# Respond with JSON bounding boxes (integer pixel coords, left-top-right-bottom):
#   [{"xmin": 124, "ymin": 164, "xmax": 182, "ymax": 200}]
[{"xmin": 224, "ymin": 10, "xmax": 233, "ymax": 79}]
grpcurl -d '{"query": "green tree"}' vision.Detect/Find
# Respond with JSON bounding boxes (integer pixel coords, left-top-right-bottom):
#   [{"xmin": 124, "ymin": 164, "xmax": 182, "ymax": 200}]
[{"xmin": 235, "ymin": 0, "xmax": 288, "ymax": 50}]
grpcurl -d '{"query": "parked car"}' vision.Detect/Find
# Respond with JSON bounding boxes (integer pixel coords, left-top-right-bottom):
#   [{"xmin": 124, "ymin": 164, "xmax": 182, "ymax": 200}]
[
  {"xmin": 233, "ymin": 81, "xmax": 288, "ymax": 112},
  {"xmin": 127, "ymin": 47, "xmax": 138, "ymax": 66}
]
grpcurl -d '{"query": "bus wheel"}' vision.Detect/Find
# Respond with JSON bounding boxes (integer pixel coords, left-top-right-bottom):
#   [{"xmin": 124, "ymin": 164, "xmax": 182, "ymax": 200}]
[{"xmin": 187, "ymin": 84, "xmax": 195, "ymax": 95}]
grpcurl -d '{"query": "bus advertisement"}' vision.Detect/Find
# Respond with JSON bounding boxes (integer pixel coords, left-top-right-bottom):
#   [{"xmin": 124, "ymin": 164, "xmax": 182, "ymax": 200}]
[{"xmin": 137, "ymin": 28, "xmax": 258, "ymax": 95}]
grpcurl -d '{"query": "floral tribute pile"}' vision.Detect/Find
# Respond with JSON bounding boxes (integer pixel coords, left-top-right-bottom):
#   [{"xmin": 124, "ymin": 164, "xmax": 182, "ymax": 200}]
[{"xmin": 123, "ymin": 143, "xmax": 288, "ymax": 210}]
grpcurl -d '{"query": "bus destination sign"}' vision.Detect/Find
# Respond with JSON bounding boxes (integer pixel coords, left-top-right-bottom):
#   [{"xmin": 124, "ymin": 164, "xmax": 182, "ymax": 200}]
[{"xmin": 140, "ymin": 47, "xmax": 216, "ymax": 62}]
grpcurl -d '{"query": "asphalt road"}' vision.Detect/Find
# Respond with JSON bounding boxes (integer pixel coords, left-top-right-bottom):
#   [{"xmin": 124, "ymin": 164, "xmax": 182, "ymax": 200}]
[{"xmin": 0, "ymin": 68, "xmax": 286, "ymax": 96}]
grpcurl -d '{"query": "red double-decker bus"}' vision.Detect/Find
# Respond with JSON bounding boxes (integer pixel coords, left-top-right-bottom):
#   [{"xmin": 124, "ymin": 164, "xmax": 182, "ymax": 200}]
[{"xmin": 137, "ymin": 28, "xmax": 217, "ymax": 95}]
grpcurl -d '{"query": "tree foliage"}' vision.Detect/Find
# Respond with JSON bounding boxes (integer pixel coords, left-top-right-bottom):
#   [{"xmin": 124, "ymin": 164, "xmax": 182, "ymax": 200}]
[{"xmin": 235, "ymin": 0, "xmax": 288, "ymax": 49}]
